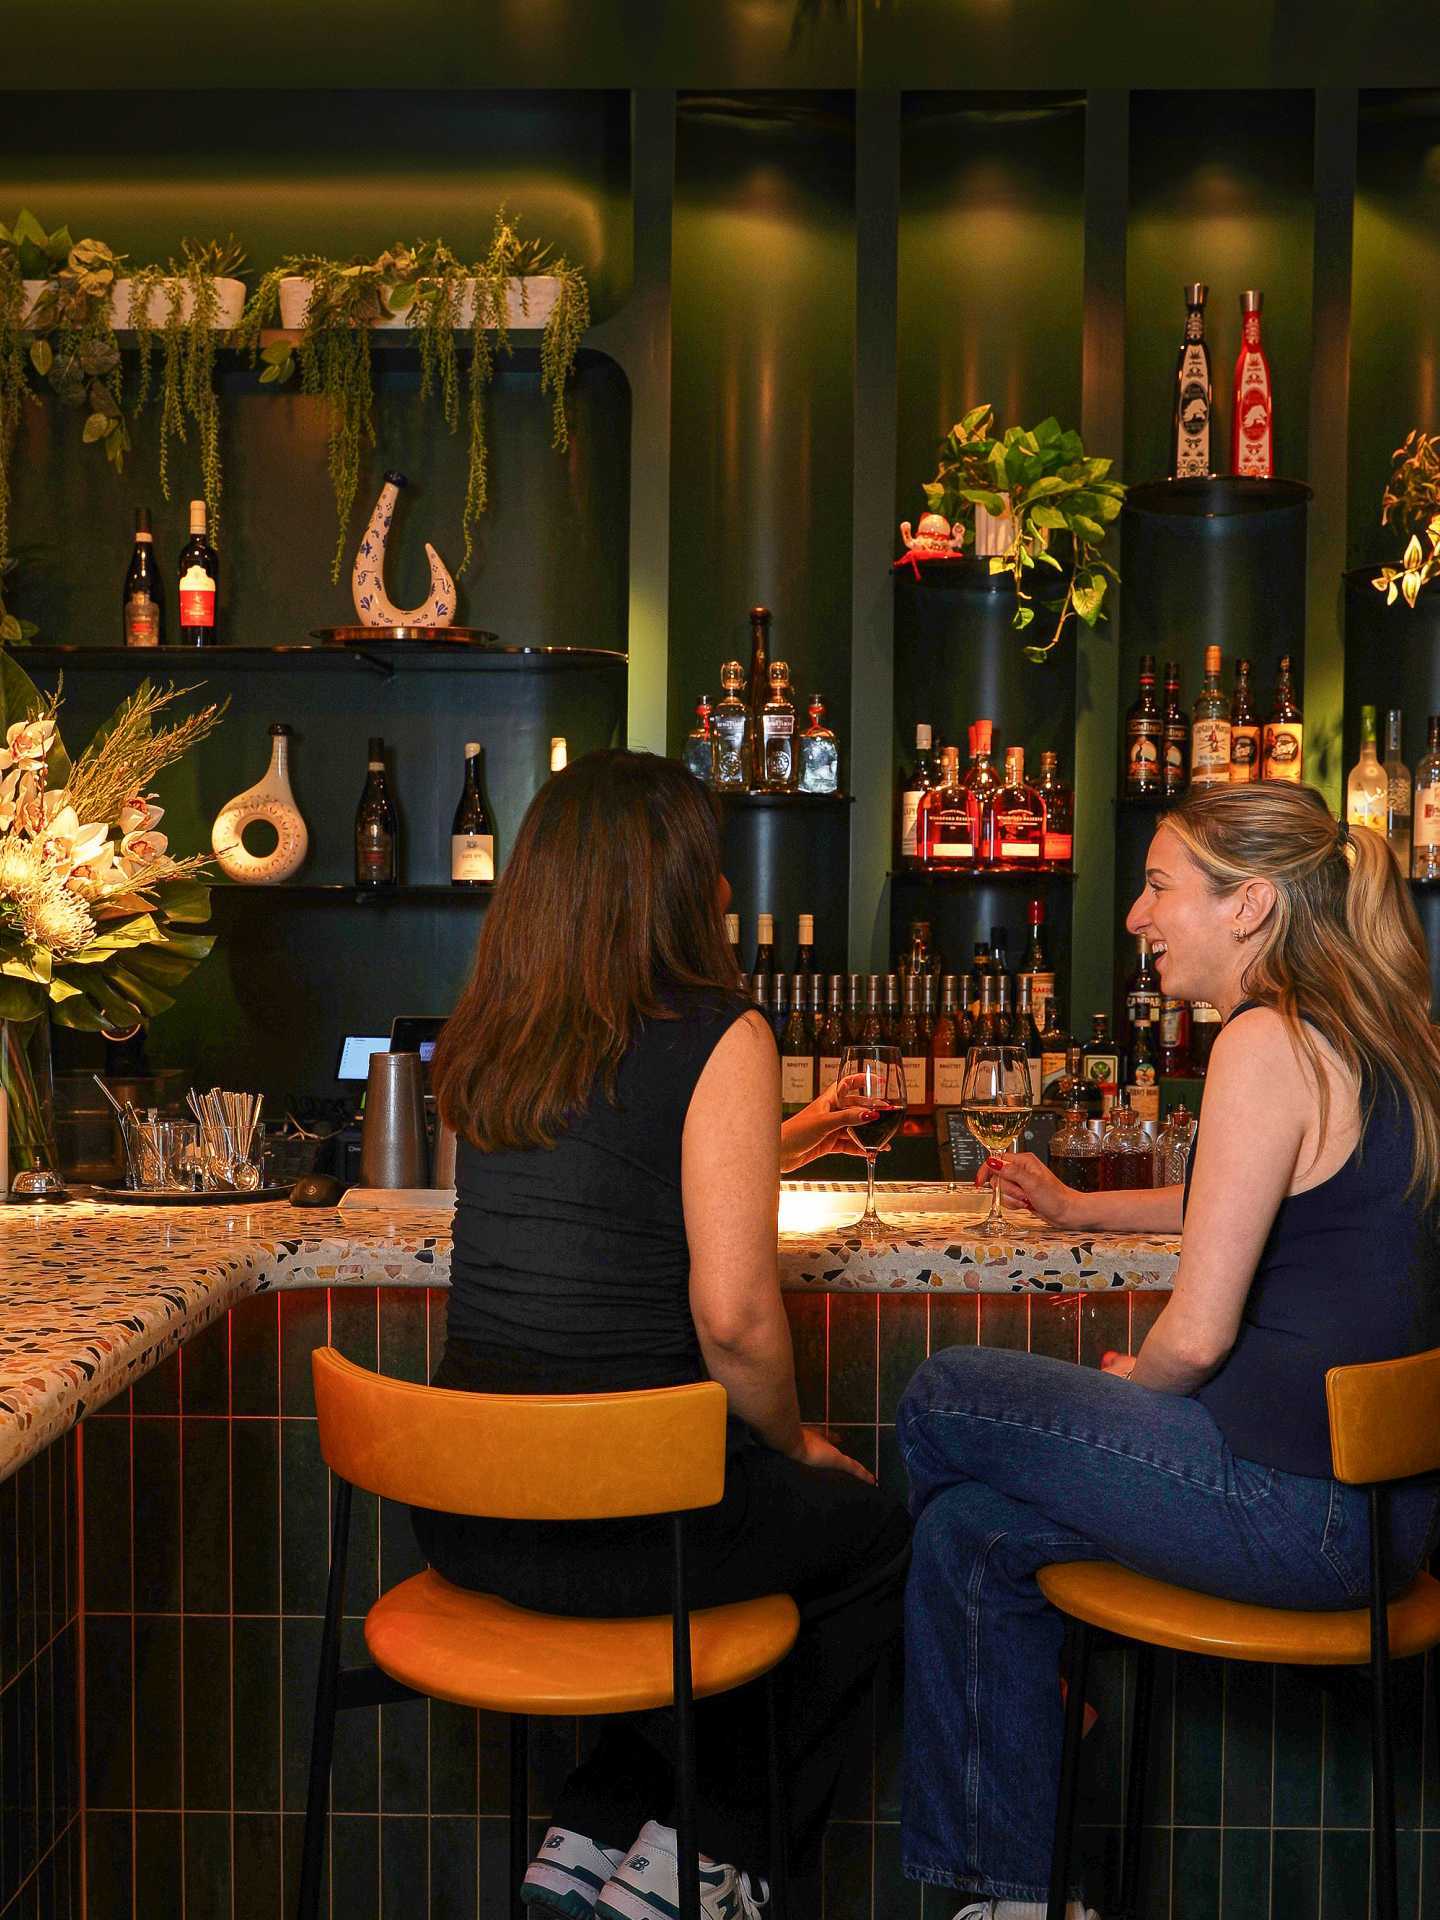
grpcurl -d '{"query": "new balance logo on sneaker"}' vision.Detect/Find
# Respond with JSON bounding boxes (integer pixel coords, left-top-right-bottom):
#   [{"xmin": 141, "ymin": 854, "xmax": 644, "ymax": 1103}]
[
  {"xmin": 521, "ymin": 1826, "xmax": 627, "ymax": 1920},
  {"xmin": 595, "ymin": 1821, "xmax": 767, "ymax": 1920}
]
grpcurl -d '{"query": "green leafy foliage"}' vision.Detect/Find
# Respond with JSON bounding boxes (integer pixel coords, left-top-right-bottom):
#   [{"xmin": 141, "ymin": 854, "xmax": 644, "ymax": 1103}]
[
  {"xmin": 1374, "ymin": 429, "xmax": 1440, "ymax": 610},
  {"xmin": 924, "ymin": 404, "xmax": 1126, "ymax": 658}
]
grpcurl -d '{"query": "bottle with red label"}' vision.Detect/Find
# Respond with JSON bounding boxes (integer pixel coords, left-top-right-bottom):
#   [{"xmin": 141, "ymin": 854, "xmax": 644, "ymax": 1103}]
[
  {"xmin": 176, "ymin": 499, "xmax": 218, "ymax": 646},
  {"xmin": 918, "ymin": 744, "xmax": 974, "ymax": 869},
  {"xmin": 966, "ymin": 719, "xmax": 1002, "ymax": 865},
  {"xmin": 989, "ymin": 747, "xmax": 1045, "ymax": 869},
  {"xmin": 1231, "ymin": 290, "xmax": 1273, "ymax": 479},
  {"xmin": 1036, "ymin": 750, "xmax": 1074, "ymax": 870}
]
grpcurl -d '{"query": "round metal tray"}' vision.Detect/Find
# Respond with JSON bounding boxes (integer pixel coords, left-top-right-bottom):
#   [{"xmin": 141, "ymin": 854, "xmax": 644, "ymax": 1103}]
[{"xmin": 311, "ymin": 625, "xmax": 500, "ymax": 647}]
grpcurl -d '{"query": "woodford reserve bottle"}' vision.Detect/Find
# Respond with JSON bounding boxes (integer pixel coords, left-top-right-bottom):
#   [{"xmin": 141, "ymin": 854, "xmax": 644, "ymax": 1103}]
[
  {"xmin": 1231, "ymin": 290, "xmax": 1274, "ymax": 478},
  {"xmin": 1191, "ymin": 645, "xmax": 1232, "ymax": 789},
  {"xmin": 989, "ymin": 747, "xmax": 1045, "ymax": 868},
  {"xmin": 1262, "ymin": 655, "xmax": 1304, "ymax": 782},
  {"xmin": 1171, "ymin": 284, "xmax": 1214, "ymax": 479}
]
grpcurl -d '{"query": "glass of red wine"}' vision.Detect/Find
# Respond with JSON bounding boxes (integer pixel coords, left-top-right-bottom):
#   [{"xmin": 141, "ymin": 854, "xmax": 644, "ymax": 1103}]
[{"xmin": 838, "ymin": 1043, "xmax": 907, "ymax": 1241}]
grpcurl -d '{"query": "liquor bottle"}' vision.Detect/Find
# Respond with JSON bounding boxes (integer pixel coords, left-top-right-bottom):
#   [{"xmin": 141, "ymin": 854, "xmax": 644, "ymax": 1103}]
[
  {"xmin": 550, "ymin": 737, "xmax": 569, "ymax": 772},
  {"xmin": 122, "ymin": 507, "xmax": 163, "ymax": 647},
  {"xmin": 726, "ymin": 911, "xmax": 743, "ymax": 977},
  {"xmin": 1191, "ymin": 646, "xmax": 1232, "ymax": 789},
  {"xmin": 780, "ymin": 976, "xmax": 815, "ymax": 1116},
  {"xmin": 770, "ymin": 971, "xmax": 790, "ymax": 1048},
  {"xmin": 1016, "ymin": 976, "xmax": 1043, "ymax": 1104},
  {"xmin": 859, "ymin": 975, "xmax": 886, "ymax": 1045},
  {"xmin": 1384, "ymin": 708, "xmax": 1412, "ymax": 876},
  {"xmin": 883, "ymin": 972, "xmax": 901, "ymax": 1039},
  {"xmin": 1231, "ymin": 290, "xmax": 1274, "ymax": 479},
  {"xmin": 750, "ymin": 972, "xmax": 771, "ymax": 1019},
  {"xmin": 757, "ymin": 660, "xmax": 798, "ymax": 792},
  {"xmin": 1161, "ymin": 661, "xmax": 1188, "ymax": 798},
  {"xmin": 900, "ymin": 723, "xmax": 938, "ymax": 867},
  {"xmin": 1123, "ymin": 934, "xmax": 1162, "ymax": 1045},
  {"xmin": 990, "ymin": 925, "xmax": 1013, "ymax": 1003},
  {"xmin": 918, "ymin": 745, "xmax": 975, "ymax": 868},
  {"xmin": 752, "ymin": 912, "xmax": 776, "ymax": 980},
  {"xmin": 1414, "ymin": 716, "xmax": 1440, "ymax": 882},
  {"xmin": 930, "ymin": 974, "xmax": 967, "ymax": 1108},
  {"xmin": 954, "ymin": 974, "xmax": 975, "ymax": 1047},
  {"xmin": 746, "ymin": 605, "xmax": 772, "ymax": 778},
  {"xmin": 898, "ymin": 975, "xmax": 930, "ymax": 1115},
  {"xmin": 1067, "ymin": 1040, "xmax": 1101, "ymax": 1120},
  {"xmin": 990, "ymin": 747, "xmax": 1045, "ymax": 868},
  {"xmin": 807, "ymin": 973, "xmax": 826, "ymax": 1043},
  {"xmin": 355, "ymin": 737, "xmax": 398, "ymax": 889},
  {"xmin": 450, "ymin": 741, "xmax": 494, "ymax": 885},
  {"xmin": 683, "ymin": 696, "xmax": 716, "ymax": 786},
  {"xmin": 1157, "ymin": 996, "xmax": 1192, "ymax": 1077},
  {"xmin": 1171, "ymin": 282, "xmax": 1213, "ymax": 479},
  {"xmin": 1100, "ymin": 1096, "xmax": 1155, "ymax": 1190},
  {"xmin": 1229, "ymin": 658, "xmax": 1261, "ymax": 784},
  {"xmin": 794, "ymin": 913, "xmax": 816, "ymax": 974},
  {"xmin": 1127, "ymin": 1011, "xmax": 1161, "ymax": 1126},
  {"xmin": 968, "ymin": 943, "xmax": 991, "ymax": 1023},
  {"xmin": 844, "ymin": 973, "xmax": 864, "ymax": 1043},
  {"xmin": 1080, "ymin": 1014, "xmax": 1123, "ymax": 1109},
  {"xmin": 975, "ymin": 973, "xmax": 1007, "ymax": 1044},
  {"xmin": 994, "ymin": 973, "xmax": 1015, "ymax": 1045},
  {"xmin": 177, "ymin": 499, "xmax": 218, "ymax": 646},
  {"xmin": 1189, "ymin": 1000, "xmax": 1222, "ymax": 1075},
  {"xmin": 899, "ymin": 919, "xmax": 941, "ymax": 979},
  {"xmin": 1262, "ymin": 656, "xmax": 1304, "ymax": 782},
  {"xmin": 1036, "ymin": 750, "xmax": 1074, "ymax": 869},
  {"xmin": 711, "ymin": 661, "xmax": 750, "ymax": 793},
  {"xmin": 798, "ymin": 695, "xmax": 839, "ymax": 794},
  {"xmin": 967, "ymin": 720, "xmax": 1002, "ymax": 863},
  {"xmin": 1347, "ymin": 705, "xmax": 1386, "ymax": 830},
  {"xmin": 1038, "ymin": 996, "xmax": 1071, "ymax": 1104},
  {"xmin": 1048, "ymin": 1082, "xmax": 1102, "ymax": 1192},
  {"xmin": 1016, "ymin": 899, "xmax": 1056, "ymax": 1036},
  {"xmin": 919, "ymin": 972, "xmax": 937, "ymax": 1055},
  {"xmin": 1154, "ymin": 1102, "xmax": 1198, "ymax": 1186},
  {"xmin": 1124, "ymin": 655, "xmax": 1163, "ymax": 799},
  {"xmin": 817, "ymin": 976, "xmax": 847, "ymax": 1094}
]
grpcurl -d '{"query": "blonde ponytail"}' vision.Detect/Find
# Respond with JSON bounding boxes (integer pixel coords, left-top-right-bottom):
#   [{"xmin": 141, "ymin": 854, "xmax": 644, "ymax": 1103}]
[{"xmin": 1164, "ymin": 784, "xmax": 1440, "ymax": 1205}]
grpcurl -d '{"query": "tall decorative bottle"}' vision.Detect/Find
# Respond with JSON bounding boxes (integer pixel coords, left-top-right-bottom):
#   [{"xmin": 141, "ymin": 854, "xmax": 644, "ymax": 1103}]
[
  {"xmin": 1231, "ymin": 291, "xmax": 1274, "ymax": 478},
  {"xmin": 1171, "ymin": 284, "xmax": 1213, "ymax": 479},
  {"xmin": 746, "ymin": 606, "xmax": 772, "ymax": 784}
]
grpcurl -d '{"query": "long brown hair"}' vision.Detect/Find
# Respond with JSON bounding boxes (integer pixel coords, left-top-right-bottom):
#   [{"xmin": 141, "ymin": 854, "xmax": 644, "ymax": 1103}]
[
  {"xmin": 433, "ymin": 749, "xmax": 740, "ymax": 1151},
  {"xmin": 1163, "ymin": 781, "xmax": 1440, "ymax": 1202}
]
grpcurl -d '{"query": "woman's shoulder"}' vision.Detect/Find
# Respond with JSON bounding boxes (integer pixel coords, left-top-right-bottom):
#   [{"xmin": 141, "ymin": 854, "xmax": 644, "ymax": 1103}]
[{"xmin": 656, "ymin": 981, "xmax": 755, "ymax": 1028}]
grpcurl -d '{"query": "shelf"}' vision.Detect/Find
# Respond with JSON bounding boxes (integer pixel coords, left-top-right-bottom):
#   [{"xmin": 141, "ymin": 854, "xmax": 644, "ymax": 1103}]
[
  {"xmin": 19, "ymin": 642, "xmax": 627, "ymax": 678},
  {"xmin": 1123, "ymin": 477, "xmax": 1313, "ymax": 521},
  {"xmin": 720, "ymin": 792, "xmax": 853, "ymax": 810},
  {"xmin": 209, "ymin": 883, "xmax": 494, "ymax": 904},
  {"xmin": 889, "ymin": 867, "xmax": 1076, "ymax": 883}
]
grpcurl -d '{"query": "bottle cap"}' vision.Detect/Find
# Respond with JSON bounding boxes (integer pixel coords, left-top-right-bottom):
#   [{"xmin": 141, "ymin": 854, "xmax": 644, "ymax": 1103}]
[
  {"xmin": 1204, "ymin": 644, "xmax": 1222, "ymax": 673},
  {"xmin": 1184, "ymin": 282, "xmax": 1208, "ymax": 306},
  {"xmin": 725, "ymin": 913, "xmax": 740, "ymax": 940},
  {"xmin": 1240, "ymin": 289, "xmax": 1264, "ymax": 314},
  {"xmin": 134, "ymin": 506, "xmax": 152, "ymax": 535},
  {"xmin": 1030, "ymin": 899, "xmax": 1044, "ymax": 925},
  {"xmin": 750, "ymin": 606, "xmax": 772, "ymax": 627},
  {"xmin": 798, "ymin": 913, "xmax": 814, "ymax": 942},
  {"xmin": 973, "ymin": 719, "xmax": 994, "ymax": 753},
  {"xmin": 368, "ymin": 736, "xmax": 385, "ymax": 756},
  {"xmin": 1040, "ymin": 749, "xmax": 1057, "ymax": 767},
  {"xmin": 188, "ymin": 500, "xmax": 207, "ymax": 534},
  {"xmin": 464, "ymin": 741, "xmax": 480, "ymax": 756},
  {"xmin": 721, "ymin": 659, "xmax": 744, "ymax": 687},
  {"xmin": 550, "ymin": 737, "xmax": 568, "ymax": 771},
  {"xmin": 916, "ymin": 723, "xmax": 933, "ymax": 749},
  {"xmin": 1139, "ymin": 653, "xmax": 1156, "ymax": 677},
  {"xmin": 769, "ymin": 660, "xmax": 789, "ymax": 685},
  {"xmin": 1006, "ymin": 746, "xmax": 1024, "ymax": 779},
  {"xmin": 757, "ymin": 913, "xmax": 774, "ymax": 941}
]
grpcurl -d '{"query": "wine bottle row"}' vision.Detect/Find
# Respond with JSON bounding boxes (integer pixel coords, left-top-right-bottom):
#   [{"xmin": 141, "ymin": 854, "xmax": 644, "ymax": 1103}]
[
  {"xmin": 897, "ymin": 722, "xmax": 1075, "ymax": 872},
  {"xmin": 123, "ymin": 501, "xmax": 219, "ymax": 646},
  {"xmin": 684, "ymin": 605, "xmax": 841, "ymax": 795},
  {"xmin": 1123, "ymin": 648, "xmax": 1303, "ymax": 798},
  {"xmin": 351, "ymin": 734, "xmax": 564, "ymax": 889},
  {"xmin": 1346, "ymin": 706, "xmax": 1440, "ymax": 882}
]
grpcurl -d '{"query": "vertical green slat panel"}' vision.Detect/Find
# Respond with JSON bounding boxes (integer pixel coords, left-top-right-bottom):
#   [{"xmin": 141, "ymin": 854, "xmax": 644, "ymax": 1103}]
[
  {"xmin": 851, "ymin": 92, "xmax": 900, "ymax": 972},
  {"xmin": 1076, "ymin": 89, "xmax": 1130, "ymax": 1028}
]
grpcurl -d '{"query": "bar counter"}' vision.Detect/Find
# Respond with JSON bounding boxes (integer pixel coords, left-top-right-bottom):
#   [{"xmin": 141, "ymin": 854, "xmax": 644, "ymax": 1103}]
[{"xmin": 0, "ymin": 1184, "xmax": 1179, "ymax": 1482}]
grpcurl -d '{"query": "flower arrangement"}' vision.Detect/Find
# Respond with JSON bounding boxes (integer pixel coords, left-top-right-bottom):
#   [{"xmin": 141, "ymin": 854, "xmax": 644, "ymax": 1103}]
[
  {"xmin": 1373, "ymin": 429, "xmax": 1440, "ymax": 608},
  {"xmin": 0, "ymin": 651, "xmax": 224, "ymax": 1175}
]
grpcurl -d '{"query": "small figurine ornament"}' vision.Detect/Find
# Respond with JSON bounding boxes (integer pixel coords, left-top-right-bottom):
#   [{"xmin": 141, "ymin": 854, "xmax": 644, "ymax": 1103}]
[
  {"xmin": 352, "ymin": 471, "xmax": 456, "ymax": 628},
  {"xmin": 895, "ymin": 512, "xmax": 965, "ymax": 577},
  {"xmin": 212, "ymin": 724, "xmax": 309, "ymax": 885}
]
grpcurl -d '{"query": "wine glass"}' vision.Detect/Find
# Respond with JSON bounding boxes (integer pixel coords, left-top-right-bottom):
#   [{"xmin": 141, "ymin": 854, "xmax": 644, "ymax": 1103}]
[
  {"xmin": 838, "ymin": 1044, "xmax": 907, "ymax": 1241},
  {"xmin": 960, "ymin": 1044, "xmax": 1033, "ymax": 1225}
]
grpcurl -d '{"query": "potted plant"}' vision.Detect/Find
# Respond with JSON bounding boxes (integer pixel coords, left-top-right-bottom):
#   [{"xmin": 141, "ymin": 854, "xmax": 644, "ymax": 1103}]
[
  {"xmin": 12, "ymin": 219, "xmax": 130, "ymax": 472},
  {"xmin": 126, "ymin": 235, "xmax": 247, "ymax": 536},
  {"xmin": 920, "ymin": 403, "xmax": 1126, "ymax": 661},
  {"xmin": 235, "ymin": 210, "xmax": 590, "ymax": 582},
  {"xmin": 1372, "ymin": 429, "xmax": 1440, "ymax": 608}
]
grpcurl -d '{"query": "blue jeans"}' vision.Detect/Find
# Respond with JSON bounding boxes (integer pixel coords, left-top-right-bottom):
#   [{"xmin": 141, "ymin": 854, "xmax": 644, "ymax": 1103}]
[{"xmin": 896, "ymin": 1346, "xmax": 1440, "ymax": 1903}]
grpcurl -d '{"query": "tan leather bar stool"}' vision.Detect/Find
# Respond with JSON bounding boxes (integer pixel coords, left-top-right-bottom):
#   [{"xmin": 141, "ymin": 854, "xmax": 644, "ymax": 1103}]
[
  {"xmin": 1039, "ymin": 1347, "xmax": 1440, "ymax": 1920},
  {"xmin": 299, "ymin": 1348, "xmax": 801, "ymax": 1920}
]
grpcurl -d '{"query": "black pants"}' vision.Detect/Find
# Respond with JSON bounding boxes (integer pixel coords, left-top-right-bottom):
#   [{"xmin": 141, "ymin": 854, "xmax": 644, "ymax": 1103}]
[{"xmin": 411, "ymin": 1418, "xmax": 910, "ymax": 1885}]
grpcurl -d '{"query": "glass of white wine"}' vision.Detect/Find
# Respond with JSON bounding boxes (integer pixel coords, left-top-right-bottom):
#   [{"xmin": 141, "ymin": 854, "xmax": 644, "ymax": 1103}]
[
  {"xmin": 837, "ymin": 1043, "xmax": 908, "ymax": 1241},
  {"xmin": 960, "ymin": 1043, "xmax": 1033, "ymax": 1226}
]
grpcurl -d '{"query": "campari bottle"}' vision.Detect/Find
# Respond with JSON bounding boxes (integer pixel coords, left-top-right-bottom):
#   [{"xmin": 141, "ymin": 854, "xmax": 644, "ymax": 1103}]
[{"xmin": 1231, "ymin": 291, "xmax": 1274, "ymax": 479}]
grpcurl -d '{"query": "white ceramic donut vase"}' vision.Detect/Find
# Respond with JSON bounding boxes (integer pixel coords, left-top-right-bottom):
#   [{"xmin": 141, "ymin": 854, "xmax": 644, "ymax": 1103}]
[{"xmin": 211, "ymin": 725, "xmax": 309, "ymax": 886}]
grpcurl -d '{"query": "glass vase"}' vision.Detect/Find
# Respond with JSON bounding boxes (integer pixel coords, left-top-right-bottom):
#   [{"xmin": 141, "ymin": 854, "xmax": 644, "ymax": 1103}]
[{"xmin": 1, "ymin": 1015, "xmax": 64, "ymax": 1197}]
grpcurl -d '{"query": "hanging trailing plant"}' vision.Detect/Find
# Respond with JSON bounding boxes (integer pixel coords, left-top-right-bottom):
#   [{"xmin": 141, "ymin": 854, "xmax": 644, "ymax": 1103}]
[
  {"xmin": 22, "ymin": 233, "xmax": 130, "ymax": 473},
  {"xmin": 0, "ymin": 218, "xmax": 48, "ymax": 630},
  {"xmin": 128, "ymin": 236, "xmax": 245, "ymax": 539},
  {"xmin": 235, "ymin": 210, "xmax": 589, "ymax": 584}
]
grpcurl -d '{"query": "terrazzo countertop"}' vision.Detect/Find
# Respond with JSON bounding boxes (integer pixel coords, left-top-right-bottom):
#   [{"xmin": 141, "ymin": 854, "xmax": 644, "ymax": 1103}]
[{"xmin": 0, "ymin": 1186, "xmax": 1179, "ymax": 1481}]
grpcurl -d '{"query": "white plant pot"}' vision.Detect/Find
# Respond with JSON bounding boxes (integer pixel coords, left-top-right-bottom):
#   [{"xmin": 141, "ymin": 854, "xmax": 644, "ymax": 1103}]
[
  {"xmin": 20, "ymin": 275, "xmax": 247, "ymax": 331},
  {"xmin": 277, "ymin": 273, "xmax": 560, "ymax": 333}
]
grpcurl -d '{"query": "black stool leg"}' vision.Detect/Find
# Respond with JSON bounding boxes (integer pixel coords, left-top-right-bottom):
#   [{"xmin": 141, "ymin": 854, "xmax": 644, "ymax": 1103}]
[
  {"xmin": 672, "ymin": 1515, "xmax": 701, "ymax": 1920},
  {"xmin": 1047, "ymin": 1620, "xmax": 1091, "ymax": 1920},
  {"xmin": 298, "ymin": 1479, "xmax": 351, "ymax": 1920},
  {"xmin": 765, "ymin": 1670, "xmax": 788, "ymax": 1920},
  {"xmin": 1369, "ymin": 1488, "xmax": 1398, "ymax": 1920},
  {"xmin": 1117, "ymin": 1645, "xmax": 1155, "ymax": 1920},
  {"xmin": 510, "ymin": 1713, "xmax": 530, "ymax": 1919}
]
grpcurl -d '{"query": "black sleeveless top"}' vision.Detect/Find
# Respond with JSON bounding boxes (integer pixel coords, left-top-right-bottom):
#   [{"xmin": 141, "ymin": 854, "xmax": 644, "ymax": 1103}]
[
  {"xmin": 439, "ymin": 984, "xmax": 754, "ymax": 1397},
  {"xmin": 1186, "ymin": 1002, "xmax": 1440, "ymax": 1476}
]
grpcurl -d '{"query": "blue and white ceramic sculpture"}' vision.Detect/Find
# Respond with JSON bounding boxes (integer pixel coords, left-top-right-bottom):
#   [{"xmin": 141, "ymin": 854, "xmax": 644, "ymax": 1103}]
[{"xmin": 351, "ymin": 471, "xmax": 456, "ymax": 628}]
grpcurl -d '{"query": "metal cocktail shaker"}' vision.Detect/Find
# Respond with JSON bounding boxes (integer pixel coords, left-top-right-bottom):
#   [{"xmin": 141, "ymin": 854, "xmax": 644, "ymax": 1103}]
[{"xmin": 359, "ymin": 1051, "xmax": 428, "ymax": 1187}]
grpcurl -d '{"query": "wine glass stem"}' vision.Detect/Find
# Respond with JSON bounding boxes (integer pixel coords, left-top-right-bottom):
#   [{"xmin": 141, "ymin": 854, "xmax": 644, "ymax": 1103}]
[
  {"xmin": 862, "ymin": 1151, "xmax": 879, "ymax": 1224},
  {"xmin": 986, "ymin": 1149, "xmax": 1007, "ymax": 1222}
]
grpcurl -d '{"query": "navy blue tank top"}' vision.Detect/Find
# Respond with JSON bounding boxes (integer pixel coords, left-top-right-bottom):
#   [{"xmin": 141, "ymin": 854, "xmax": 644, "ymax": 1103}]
[
  {"xmin": 1186, "ymin": 1002, "xmax": 1440, "ymax": 1476},
  {"xmin": 441, "ymin": 985, "xmax": 754, "ymax": 1396}
]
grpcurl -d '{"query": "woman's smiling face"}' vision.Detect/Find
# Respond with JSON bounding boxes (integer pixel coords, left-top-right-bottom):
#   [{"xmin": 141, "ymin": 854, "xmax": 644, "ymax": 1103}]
[{"xmin": 1125, "ymin": 825, "xmax": 1246, "ymax": 1006}]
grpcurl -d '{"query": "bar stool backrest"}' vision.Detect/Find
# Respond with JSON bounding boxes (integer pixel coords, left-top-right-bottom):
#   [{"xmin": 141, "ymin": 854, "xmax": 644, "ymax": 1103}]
[
  {"xmin": 1326, "ymin": 1344, "xmax": 1440, "ymax": 1486},
  {"xmin": 311, "ymin": 1347, "xmax": 729, "ymax": 1519}
]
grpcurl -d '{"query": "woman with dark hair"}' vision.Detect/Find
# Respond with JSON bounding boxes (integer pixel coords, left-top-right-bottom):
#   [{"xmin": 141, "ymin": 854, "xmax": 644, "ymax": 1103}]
[
  {"xmin": 422, "ymin": 748, "xmax": 910, "ymax": 1920},
  {"xmin": 898, "ymin": 783, "xmax": 1440, "ymax": 1920}
]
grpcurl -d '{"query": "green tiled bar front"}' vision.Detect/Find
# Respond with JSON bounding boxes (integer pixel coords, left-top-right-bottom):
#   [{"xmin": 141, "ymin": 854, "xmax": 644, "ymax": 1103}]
[{"xmin": 61, "ymin": 1285, "xmax": 1440, "ymax": 1920}]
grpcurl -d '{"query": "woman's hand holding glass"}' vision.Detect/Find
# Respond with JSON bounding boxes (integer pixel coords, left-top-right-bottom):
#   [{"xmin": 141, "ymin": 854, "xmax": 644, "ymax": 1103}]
[
  {"xmin": 974, "ymin": 1149, "xmax": 1084, "ymax": 1227},
  {"xmin": 780, "ymin": 1071, "xmax": 889, "ymax": 1173},
  {"xmin": 960, "ymin": 1045, "xmax": 1034, "ymax": 1225},
  {"xmin": 838, "ymin": 1045, "xmax": 907, "ymax": 1240}
]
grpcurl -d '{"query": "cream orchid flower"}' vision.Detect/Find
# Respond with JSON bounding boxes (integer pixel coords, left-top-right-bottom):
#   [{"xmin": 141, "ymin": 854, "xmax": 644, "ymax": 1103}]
[
  {"xmin": 0, "ymin": 716, "xmax": 56, "ymax": 773},
  {"xmin": 119, "ymin": 793, "xmax": 164, "ymax": 837},
  {"xmin": 38, "ymin": 796, "xmax": 111, "ymax": 881}
]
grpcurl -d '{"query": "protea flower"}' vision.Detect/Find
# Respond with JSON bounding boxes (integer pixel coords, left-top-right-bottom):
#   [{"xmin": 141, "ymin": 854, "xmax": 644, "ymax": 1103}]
[
  {"xmin": 0, "ymin": 835, "xmax": 45, "ymax": 904},
  {"xmin": 21, "ymin": 882, "xmax": 96, "ymax": 958}
]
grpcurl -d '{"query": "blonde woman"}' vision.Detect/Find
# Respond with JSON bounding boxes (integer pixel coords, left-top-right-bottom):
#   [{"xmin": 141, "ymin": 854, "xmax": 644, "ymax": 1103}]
[{"xmin": 898, "ymin": 783, "xmax": 1440, "ymax": 1920}]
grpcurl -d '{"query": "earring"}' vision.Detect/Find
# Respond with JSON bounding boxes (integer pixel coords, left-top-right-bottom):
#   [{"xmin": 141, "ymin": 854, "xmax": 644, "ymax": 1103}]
[{"xmin": 1231, "ymin": 926, "xmax": 1249, "ymax": 943}]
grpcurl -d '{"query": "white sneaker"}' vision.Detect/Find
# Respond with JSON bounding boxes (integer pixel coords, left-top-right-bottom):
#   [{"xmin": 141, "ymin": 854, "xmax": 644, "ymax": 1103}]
[
  {"xmin": 522, "ymin": 1826, "xmax": 628, "ymax": 1918},
  {"xmin": 952, "ymin": 1902, "xmax": 1100, "ymax": 1920},
  {"xmin": 595, "ymin": 1820, "xmax": 767, "ymax": 1920}
]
